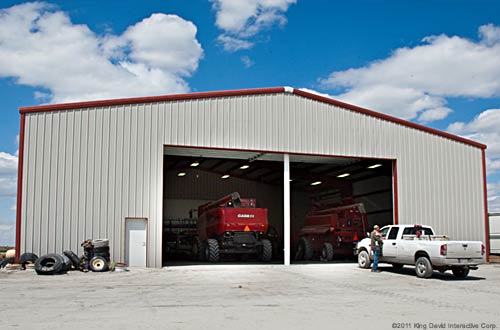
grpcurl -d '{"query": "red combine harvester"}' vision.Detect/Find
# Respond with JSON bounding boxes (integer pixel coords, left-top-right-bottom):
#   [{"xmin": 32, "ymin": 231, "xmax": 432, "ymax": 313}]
[
  {"xmin": 194, "ymin": 192, "xmax": 273, "ymax": 262},
  {"xmin": 295, "ymin": 203, "xmax": 368, "ymax": 261}
]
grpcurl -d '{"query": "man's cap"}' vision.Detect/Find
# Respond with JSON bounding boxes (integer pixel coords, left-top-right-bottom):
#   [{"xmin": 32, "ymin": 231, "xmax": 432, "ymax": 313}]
[{"xmin": 373, "ymin": 225, "xmax": 379, "ymax": 229}]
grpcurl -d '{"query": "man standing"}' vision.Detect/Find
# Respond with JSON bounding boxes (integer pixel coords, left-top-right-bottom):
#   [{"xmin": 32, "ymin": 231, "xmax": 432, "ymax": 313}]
[{"xmin": 370, "ymin": 225, "xmax": 383, "ymax": 272}]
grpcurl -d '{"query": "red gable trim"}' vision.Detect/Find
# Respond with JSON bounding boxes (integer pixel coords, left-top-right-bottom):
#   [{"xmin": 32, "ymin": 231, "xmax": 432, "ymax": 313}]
[
  {"xmin": 292, "ymin": 89, "xmax": 486, "ymax": 150},
  {"xmin": 19, "ymin": 86, "xmax": 486, "ymax": 149},
  {"xmin": 19, "ymin": 87, "xmax": 286, "ymax": 114}
]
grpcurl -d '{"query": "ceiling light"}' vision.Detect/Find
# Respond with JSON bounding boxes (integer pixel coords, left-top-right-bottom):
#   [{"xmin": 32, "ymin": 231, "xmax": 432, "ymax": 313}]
[
  {"xmin": 221, "ymin": 174, "xmax": 230, "ymax": 179},
  {"xmin": 368, "ymin": 164, "xmax": 382, "ymax": 169},
  {"xmin": 310, "ymin": 181, "xmax": 322, "ymax": 186},
  {"xmin": 190, "ymin": 161, "xmax": 200, "ymax": 167},
  {"xmin": 177, "ymin": 172, "xmax": 186, "ymax": 177},
  {"xmin": 239, "ymin": 165, "xmax": 250, "ymax": 170},
  {"xmin": 337, "ymin": 173, "xmax": 350, "ymax": 178}
]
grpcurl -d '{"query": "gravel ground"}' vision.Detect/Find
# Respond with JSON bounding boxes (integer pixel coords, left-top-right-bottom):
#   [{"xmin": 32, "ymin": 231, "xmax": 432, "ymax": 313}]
[{"xmin": 1, "ymin": 262, "xmax": 500, "ymax": 330}]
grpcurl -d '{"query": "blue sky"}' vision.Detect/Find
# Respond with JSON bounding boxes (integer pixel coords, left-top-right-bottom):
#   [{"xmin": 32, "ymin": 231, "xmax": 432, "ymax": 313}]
[{"xmin": 1, "ymin": 0, "xmax": 499, "ymax": 245}]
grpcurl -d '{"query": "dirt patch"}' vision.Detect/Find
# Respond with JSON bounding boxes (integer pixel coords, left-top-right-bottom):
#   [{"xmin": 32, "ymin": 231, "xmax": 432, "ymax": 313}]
[{"xmin": 490, "ymin": 254, "xmax": 500, "ymax": 263}]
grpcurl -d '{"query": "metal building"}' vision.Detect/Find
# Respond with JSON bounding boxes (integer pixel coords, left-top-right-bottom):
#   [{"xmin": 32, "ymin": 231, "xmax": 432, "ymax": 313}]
[{"xmin": 15, "ymin": 87, "xmax": 490, "ymax": 267}]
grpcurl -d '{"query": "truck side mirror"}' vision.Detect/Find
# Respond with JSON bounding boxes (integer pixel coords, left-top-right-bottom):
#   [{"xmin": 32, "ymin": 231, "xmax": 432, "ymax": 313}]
[{"xmin": 366, "ymin": 232, "xmax": 370, "ymax": 238}]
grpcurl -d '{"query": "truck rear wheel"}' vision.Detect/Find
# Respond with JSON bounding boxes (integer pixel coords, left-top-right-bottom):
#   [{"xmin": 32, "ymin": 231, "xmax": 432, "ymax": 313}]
[
  {"xmin": 205, "ymin": 239, "xmax": 220, "ymax": 262},
  {"xmin": 260, "ymin": 239, "xmax": 272, "ymax": 262},
  {"xmin": 295, "ymin": 237, "xmax": 313, "ymax": 260},
  {"xmin": 357, "ymin": 250, "xmax": 371, "ymax": 269},
  {"xmin": 415, "ymin": 257, "xmax": 433, "ymax": 278},
  {"xmin": 451, "ymin": 267, "xmax": 469, "ymax": 278},
  {"xmin": 322, "ymin": 243, "xmax": 334, "ymax": 261}
]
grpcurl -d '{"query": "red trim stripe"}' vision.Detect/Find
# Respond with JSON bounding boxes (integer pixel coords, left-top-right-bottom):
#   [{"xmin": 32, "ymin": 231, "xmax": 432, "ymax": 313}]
[
  {"xmin": 482, "ymin": 149, "xmax": 490, "ymax": 262},
  {"xmin": 19, "ymin": 87, "xmax": 285, "ymax": 114},
  {"xmin": 292, "ymin": 89, "xmax": 486, "ymax": 150},
  {"xmin": 19, "ymin": 86, "xmax": 485, "ymax": 150},
  {"xmin": 15, "ymin": 114, "xmax": 26, "ymax": 262}
]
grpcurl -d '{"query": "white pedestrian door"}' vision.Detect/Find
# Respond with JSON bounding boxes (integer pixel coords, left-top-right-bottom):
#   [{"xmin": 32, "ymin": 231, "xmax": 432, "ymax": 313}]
[{"xmin": 125, "ymin": 218, "xmax": 147, "ymax": 267}]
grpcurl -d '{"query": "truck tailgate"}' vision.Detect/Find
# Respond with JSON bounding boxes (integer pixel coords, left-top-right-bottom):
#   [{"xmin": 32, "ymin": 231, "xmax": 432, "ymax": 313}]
[{"xmin": 445, "ymin": 241, "xmax": 483, "ymax": 259}]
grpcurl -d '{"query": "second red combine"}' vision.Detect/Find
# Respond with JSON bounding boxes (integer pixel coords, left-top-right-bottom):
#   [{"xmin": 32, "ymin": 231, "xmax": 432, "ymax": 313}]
[
  {"xmin": 194, "ymin": 192, "xmax": 273, "ymax": 262},
  {"xmin": 295, "ymin": 202, "xmax": 368, "ymax": 261}
]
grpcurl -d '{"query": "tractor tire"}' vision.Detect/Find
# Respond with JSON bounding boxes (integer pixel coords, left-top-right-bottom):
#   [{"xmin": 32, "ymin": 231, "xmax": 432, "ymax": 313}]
[
  {"xmin": 89, "ymin": 256, "xmax": 109, "ymax": 272},
  {"xmin": 0, "ymin": 257, "xmax": 15, "ymax": 268},
  {"xmin": 205, "ymin": 239, "xmax": 220, "ymax": 263},
  {"xmin": 34, "ymin": 254, "xmax": 65, "ymax": 275},
  {"xmin": 192, "ymin": 237, "xmax": 206, "ymax": 261},
  {"xmin": 61, "ymin": 254, "xmax": 72, "ymax": 271},
  {"xmin": 321, "ymin": 243, "xmax": 334, "ymax": 262},
  {"xmin": 63, "ymin": 251, "xmax": 80, "ymax": 269},
  {"xmin": 415, "ymin": 256, "xmax": 433, "ymax": 278},
  {"xmin": 452, "ymin": 266, "xmax": 470, "ymax": 278},
  {"xmin": 92, "ymin": 239, "xmax": 109, "ymax": 248},
  {"xmin": 297, "ymin": 237, "xmax": 313, "ymax": 260},
  {"xmin": 19, "ymin": 253, "xmax": 38, "ymax": 269},
  {"xmin": 357, "ymin": 250, "xmax": 371, "ymax": 269},
  {"xmin": 260, "ymin": 239, "xmax": 273, "ymax": 262}
]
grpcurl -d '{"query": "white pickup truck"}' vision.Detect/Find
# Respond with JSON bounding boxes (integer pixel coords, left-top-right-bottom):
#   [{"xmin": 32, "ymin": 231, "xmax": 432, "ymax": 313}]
[{"xmin": 355, "ymin": 224, "xmax": 486, "ymax": 278}]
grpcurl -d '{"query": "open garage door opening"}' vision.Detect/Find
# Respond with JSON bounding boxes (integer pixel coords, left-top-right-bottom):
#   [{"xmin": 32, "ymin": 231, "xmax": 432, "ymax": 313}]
[
  {"xmin": 162, "ymin": 147, "xmax": 284, "ymax": 266},
  {"xmin": 290, "ymin": 156, "xmax": 394, "ymax": 264}
]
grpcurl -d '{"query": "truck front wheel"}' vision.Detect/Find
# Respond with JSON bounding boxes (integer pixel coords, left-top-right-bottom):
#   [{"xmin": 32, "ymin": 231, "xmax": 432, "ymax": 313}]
[
  {"xmin": 205, "ymin": 239, "xmax": 220, "ymax": 262},
  {"xmin": 415, "ymin": 257, "xmax": 433, "ymax": 278},
  {"xmin": 357, "ymin": 250, "xmax": 371, "ymax": 269},
  {"xmin": 451, "ymin": 267, "xmax": 470, "ymax": 278}
]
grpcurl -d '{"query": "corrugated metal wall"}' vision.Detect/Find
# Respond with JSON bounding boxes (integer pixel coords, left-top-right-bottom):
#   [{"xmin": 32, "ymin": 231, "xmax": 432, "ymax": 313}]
[{"xmin": 20, "ymin": 93, "xmax": 486, "ymax": 267}]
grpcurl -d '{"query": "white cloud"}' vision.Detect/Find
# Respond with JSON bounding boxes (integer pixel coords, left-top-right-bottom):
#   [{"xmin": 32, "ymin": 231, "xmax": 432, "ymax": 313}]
[
  {"xmin": 0, "ymin": 217, "xmax": 14, "ymax": 246},
  {"xmin": 0, "ymin": 2, "xmax": 203, "ymax": 103},
  {"xmin": 0, "ymin": 152, "xmax": 17, "ymax": 177},
  {"xmin": 320, "ymin": 24, "xmax": 500, "ymax": 122},
  {"xmin": 241, "ymin": 55, "xmax": 255, "ymax": 68},
  {"xmin": 218, "ymin": 35, "xmax": 254, "ymax": 52},
  {"xmin": 212, "ymin": 0, "xmax": 296, "ymax": 51},
  {"xmin": 9, "ymin": 204, "xmax": 15, "ymax": 212}
]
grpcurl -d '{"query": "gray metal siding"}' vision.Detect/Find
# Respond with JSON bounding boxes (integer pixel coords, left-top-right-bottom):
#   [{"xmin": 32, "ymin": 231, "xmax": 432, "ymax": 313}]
[{"xmin": 20, "ymin": 93, "xmax": 486, "ymax": 267}]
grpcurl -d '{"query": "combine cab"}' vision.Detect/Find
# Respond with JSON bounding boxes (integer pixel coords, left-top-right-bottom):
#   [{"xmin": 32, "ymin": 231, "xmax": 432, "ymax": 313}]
[
  {"xmin": 195, "ymin": 192, "xmax": 273, "ymax": 262},
  {"xmin": 295, "ymin": 203, "xmax": 368, "ymax": 261}
]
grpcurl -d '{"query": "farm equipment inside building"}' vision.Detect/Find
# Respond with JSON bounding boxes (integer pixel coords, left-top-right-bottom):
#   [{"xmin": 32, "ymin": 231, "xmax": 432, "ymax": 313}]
[
  {"xmin": 194, "ymin": 192, "xmax": 273, "ymax": 262},
  {"xmin": 295, "ymin": 202, "xmax": 368, "ymax": 261}
]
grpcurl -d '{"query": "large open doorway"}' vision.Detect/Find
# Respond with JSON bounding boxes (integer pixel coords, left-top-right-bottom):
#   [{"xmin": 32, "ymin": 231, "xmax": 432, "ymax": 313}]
[
  {"xmin": 162, "ymin": 146, "xmax": 284, "ymax": 266},
  {"xmin": 289, "ymin": 155, "xmax": 394, "ymax": 264}
]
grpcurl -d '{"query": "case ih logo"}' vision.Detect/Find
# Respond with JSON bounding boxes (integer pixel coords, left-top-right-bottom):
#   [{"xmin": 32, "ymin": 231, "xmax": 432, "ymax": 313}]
[{"xmin": 237, "ymin": 214, "xmax": 255, "ymax": 218}]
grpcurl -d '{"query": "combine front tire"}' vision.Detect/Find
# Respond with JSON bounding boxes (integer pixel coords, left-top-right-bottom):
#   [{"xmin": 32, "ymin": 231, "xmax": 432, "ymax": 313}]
[
  {"xmin": 295, "ymin": 237, "xmax": 313, "ymax": 260},
  {"xmin": 357, "ymin": 250, "xmax": 371, "ymax": 269},
  {"xmin": 206, "ymin": 239, "xmax": 220, "ymax": 262},
  {"xmin": 322, "ymin": 243, "xmax": 334, "ymax": 262},
  {"xmin": 260, "ymin": 239, "xmax": 273, "ymax": 262}
]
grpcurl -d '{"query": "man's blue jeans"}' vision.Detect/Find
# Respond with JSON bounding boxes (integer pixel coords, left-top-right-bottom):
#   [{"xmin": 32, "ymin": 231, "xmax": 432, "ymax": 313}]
[{"xmin": 372, "ymin": 249, "xmax": 380, "ymax": 270}]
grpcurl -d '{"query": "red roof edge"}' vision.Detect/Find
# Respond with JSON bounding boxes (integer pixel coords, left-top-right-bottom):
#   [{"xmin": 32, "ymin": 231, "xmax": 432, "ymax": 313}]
[
  {"xmin": 19, "ymin": 87, "xmax": 286, "ymax": 114},
  {"xmin": 293, "ymin": 89, "xmax": 487, "ymax": 150},
  {"xmin": 18, "ymin": 86, "xmax": 486, "ymax": 150}
]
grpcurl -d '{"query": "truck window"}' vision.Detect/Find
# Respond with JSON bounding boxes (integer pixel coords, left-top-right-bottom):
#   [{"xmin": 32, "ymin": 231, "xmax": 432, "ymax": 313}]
[
  {"xmin": 387, "ymin": 227, "xmax": 399, "ymax": 240},
  {"xmin": 380, "ymin": 227, "xmax": 390, "ymax": 238},
  {"xmin": 402, "ymin": 227, "xmax": 434, "ymax": 235}
]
